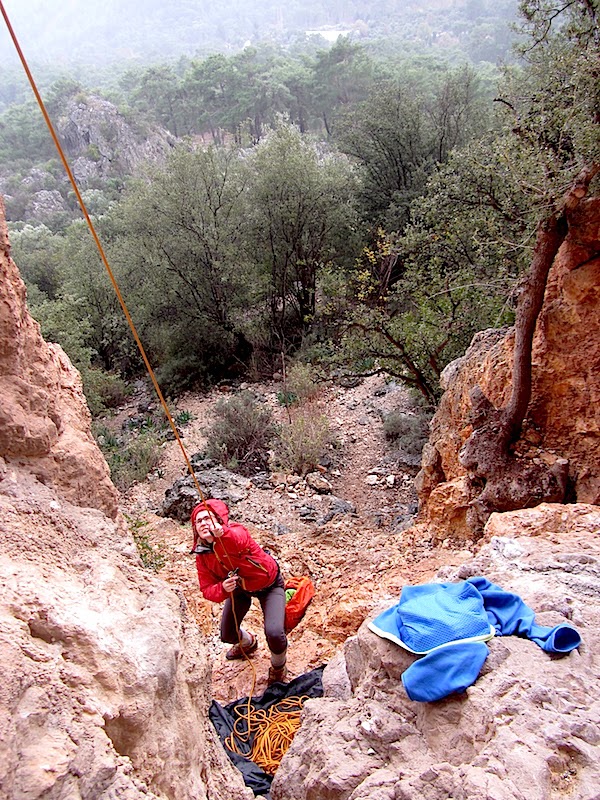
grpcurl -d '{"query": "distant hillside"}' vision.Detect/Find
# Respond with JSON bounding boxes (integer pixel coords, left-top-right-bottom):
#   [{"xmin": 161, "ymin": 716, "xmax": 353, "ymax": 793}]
[{"xmin": 0, "ymin": 0, "xmax": 518, "ymax": 68}]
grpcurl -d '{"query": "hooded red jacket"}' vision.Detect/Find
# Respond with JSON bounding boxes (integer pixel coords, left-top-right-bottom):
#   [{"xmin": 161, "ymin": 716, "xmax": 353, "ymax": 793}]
[{"xmin": 192, "ymin": 498, "xmax": 278, "ymax": 603}]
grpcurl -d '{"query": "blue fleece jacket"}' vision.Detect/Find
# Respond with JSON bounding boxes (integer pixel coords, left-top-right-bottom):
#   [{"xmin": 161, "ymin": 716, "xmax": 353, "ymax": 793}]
[{"xmin": 368, "ymin": 577, "xmax": 581, "ymax": 702}]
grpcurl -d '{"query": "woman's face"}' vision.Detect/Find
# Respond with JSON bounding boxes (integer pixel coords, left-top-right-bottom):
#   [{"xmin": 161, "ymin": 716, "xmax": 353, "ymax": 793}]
[{"xmin": 194, "ymin": 510, "xmax": 223, "ymax": 542}]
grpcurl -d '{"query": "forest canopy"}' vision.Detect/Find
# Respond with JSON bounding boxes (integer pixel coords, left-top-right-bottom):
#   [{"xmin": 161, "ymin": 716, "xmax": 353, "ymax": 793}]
[{"xmin": 1, "ymin": 0, "xmax": 598, "ymax": 414}]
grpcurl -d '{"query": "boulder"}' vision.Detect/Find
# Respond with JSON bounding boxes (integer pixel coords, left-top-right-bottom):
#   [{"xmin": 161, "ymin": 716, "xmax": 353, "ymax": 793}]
[
  {"xmin": 272, "ymin": 504, "xmax": 600, "ymax": 800},
  {"xmin": 160, "ymin": 458, "xmax": 250, "ymax": 521}
]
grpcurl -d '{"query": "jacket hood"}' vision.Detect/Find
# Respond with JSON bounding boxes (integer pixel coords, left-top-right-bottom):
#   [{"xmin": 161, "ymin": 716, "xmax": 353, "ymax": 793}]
[
  {"xmin": 190, "ymin": 498, "xmax": 230, "ymax": 527},
  {"xmin": 190, "ymin": 498, "xmax": 230, "ymax": 551}
]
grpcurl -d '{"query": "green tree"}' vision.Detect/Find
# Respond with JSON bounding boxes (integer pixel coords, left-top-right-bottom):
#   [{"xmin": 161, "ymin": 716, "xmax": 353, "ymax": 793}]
[
  {"xmin": 59, "ymin": 216, "xmax": 133, "ymax": 374},
  {"xmin": 114, "ymin": 144, "xmax": 254, "ymax": 391},
  {"xmin": 311, "ymin": 39, "xmax": 380, "ymax": 136},
  {"xmin": 457, "ymin": 0, "xmax": 600, "ymax": 529},
  {"xmin": 0, "ymin": 101, "xmax": 55, "ymax": 163},
  {"xmin": 323, "ymin": 0, "xmax": 599, "ymax": 406},
  {"xmin": 10, "ymin": 223, "xmax": 66, "ymax": 298},
  {"xmin": 243, "ymin": 122, "xmax": 359, "ymax": 354},
  {"xmin": 334, "ymin": 66, "xmax": 489, "ymax": 229},
  {"xmin": 181, "ymin": 54, "xmax": 238, "ymax": 142},
  {"xmin": 128, "ymin": 65, "xmax": 184, "ymax": 135}
]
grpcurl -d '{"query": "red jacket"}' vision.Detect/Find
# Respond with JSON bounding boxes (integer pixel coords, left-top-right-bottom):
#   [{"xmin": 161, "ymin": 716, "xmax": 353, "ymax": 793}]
[{"xmin": 192, "ymin": 499, "xmax": 278, "ymax": 603}]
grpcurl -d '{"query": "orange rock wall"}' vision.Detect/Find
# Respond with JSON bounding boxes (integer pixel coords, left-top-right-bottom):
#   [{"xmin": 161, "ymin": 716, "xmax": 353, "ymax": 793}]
[
  {"xmin": 0, "ymin": 197, "xmax": 118, "ymax": 518},
  {"xmin": 417, "ymin": 197, "xmax": 600, "ymax": 539}
]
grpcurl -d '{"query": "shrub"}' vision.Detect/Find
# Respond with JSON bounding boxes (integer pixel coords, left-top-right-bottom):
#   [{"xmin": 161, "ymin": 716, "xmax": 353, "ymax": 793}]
[
  {"xmin": 82, "ymin": 367, "xmax": 131, "ymax": 417},
  {"xmin": 93, "ymin": 423, "xmax": 164, "ymax": 490},
  {"xmin": 285, "ymin": 362, "xmax": 323, "ymax": 404},
  {"xmin": 274, "ymin": 405, "xmax": 330, "ymax": 475},
  {"xmin": 175, "ymin": 409, "xmax": 194, "ymax": 426},
  {"xmin": 125, "ymin": 515, "xmax": 166, "ymax": 572},
  {"xmin": 277, "ymin": 390, "xmax": 298, "ymax": 407},
  {"xmin": 205, "ymin": 391, "xmax": 276, "ymax": 475},
  {"xmin": 382, "ymin": 411, "xmax": 429, "ymax": 457}
]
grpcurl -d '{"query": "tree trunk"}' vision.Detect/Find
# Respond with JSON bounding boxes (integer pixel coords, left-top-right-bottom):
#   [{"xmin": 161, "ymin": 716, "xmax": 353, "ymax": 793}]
[{"xmin": 458, "ymin": 165, "xmax": 599, "ymax": 533}]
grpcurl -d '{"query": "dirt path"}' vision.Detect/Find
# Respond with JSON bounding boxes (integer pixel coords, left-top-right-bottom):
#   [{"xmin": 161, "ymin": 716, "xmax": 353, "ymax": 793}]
[{"xmin": 118, "ymin": 376, "xmax": 469, "ymax": 703}]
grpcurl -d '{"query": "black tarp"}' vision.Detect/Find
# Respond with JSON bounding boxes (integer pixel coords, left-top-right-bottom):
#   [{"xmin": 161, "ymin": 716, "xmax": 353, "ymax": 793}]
[{"xmin": 209, "ymin": 666, "xmax": 325, "ymax": 797}]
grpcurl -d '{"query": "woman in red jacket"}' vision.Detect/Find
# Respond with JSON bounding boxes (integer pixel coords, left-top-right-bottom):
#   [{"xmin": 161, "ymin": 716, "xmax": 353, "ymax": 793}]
[{"xmin": 191, "ymin": 498, "xmax": 288, "ymax": 683}]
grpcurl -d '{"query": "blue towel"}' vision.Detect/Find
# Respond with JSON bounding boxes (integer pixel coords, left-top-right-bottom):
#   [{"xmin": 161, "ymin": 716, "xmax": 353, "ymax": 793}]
[{"xmin": 369, "ymin": 577, "xmax": 581, "ymax": 702}]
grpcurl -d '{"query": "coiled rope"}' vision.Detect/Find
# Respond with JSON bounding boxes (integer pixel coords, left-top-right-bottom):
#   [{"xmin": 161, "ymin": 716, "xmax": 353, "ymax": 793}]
[
  {"xmin": 0, "ymin": 5, "xmax": 307, "ymax": 775},
  {"xmin": 226, "ymin": 695, "xmax": 310, "ymax": 775}
]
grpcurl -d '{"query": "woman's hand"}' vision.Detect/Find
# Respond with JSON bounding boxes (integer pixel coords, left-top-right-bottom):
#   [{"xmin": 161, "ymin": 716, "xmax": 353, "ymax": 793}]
[{"xmin": 222, "ymin": 575, "xmax": 238, "ymax": 593}]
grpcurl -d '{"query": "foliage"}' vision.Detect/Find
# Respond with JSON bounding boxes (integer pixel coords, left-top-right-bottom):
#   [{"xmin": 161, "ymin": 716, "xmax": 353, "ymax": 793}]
[
  {"xmin": 205, "ymin": 391, "xmax": 276, "ymax": 475},
  {"xmin": 56, "ymin": 216, "xmax": 135, "ymax": 375},
  {"xmin": 274, "ymin": 403, "xmax": 330, "ymax": 475},
  {"xmin": 82, "ymin": 368, "xmax": 131, "ymax": 417},
  {"xmin": 310, "ymin": 39, "xmax": 383, "ymax": 135},
  {"xmin": 125, "ymin": 515, "xmax": 167, "ymax": 572},
  {"xmin": 93, "ymin": 423, "xmax": 165, "ymax": 490},
  {"xmin": 3, "ymin": 0, "xmax": 596, "ymax": 412},
  {"xmin": 0, "ymin": 101, "xmax": 55, "ymax": 163},
  {"xmin": 277, "ymin": 390, "xmax": 298, "ymax": 407},
  {"xmin": 243, "ymin": 122, "xmax": 359, "ymax": 353},
  {"xmin": 383, "ymin": 411, "xmax": 430, "ymax": 456},
  {"xmin": 114, "ymin": 144, "xmax": 255, "ymax": 390},
  {"xmin": 318, "ymin": 0, "xmax": 599, "ymax": 403},
  {"xmin": 285, "ymin": 361, "xmax": 324, "ymax": 404},
  {"xmin": 174, "ymin": 409, "xmax": 194, "ymax": 426},
  {"xmin": 320, "ymin": 223, "xmax": 513, "ymax": 403},
  {"xmin": 10, "ymin": 224, "xmax": 66, "ymax": 298},
  {"xmin": 495, "ymin": 1, "xmax": 600, "ymax": 208},
  {"xmin": 333, "ymin": 66, "xmax": 490, "ymax": 229}
]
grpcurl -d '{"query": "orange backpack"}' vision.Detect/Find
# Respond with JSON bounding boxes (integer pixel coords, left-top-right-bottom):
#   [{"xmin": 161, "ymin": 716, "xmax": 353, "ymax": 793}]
[{"xmin": 284, "ymin": 576, "xmax": 315, "ymax": 633}]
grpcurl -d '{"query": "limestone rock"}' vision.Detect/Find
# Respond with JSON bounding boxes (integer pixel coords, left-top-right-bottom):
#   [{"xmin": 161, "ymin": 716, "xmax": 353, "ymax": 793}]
[
  {"xmin": 58, "ymin": 95, "xmax": 176, "ymax": 185},
  {"xmin": 305, "ymin": 472, "xmax": 333, "ymax": 493},
  {"xmin": 0, "ymin": 197, "xmax": 117, "ymax": 519},
  {"xmin": 416, "ymin": 198, "xmax": 600, "ymax": 542},
  {"xmin": 273, "ymin": 504, "xmax": 600, "ymax": 800},
  {"xmin": 0, "ymin": 468, "xmax": 251, "ymax": 800},
  {"xmin": 0, "ymin": 199, "xmax": 250, "ymax": 800},
  {"xmin": 160, "ymin": 458, "xmax": 250, "ymax": 521}
]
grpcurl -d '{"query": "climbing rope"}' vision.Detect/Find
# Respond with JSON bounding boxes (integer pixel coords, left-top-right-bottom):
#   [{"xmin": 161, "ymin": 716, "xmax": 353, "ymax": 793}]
[
  {"xmin": 0, "ymin": 0, "xmax": 205, "ymax": 503},
  {"xmin": 1, "ymin": 6, "xmax": 306, "ymax": 774},
  {"xmin": 226, "ymin": 695, "xmax": 310, "ymax": 775}
]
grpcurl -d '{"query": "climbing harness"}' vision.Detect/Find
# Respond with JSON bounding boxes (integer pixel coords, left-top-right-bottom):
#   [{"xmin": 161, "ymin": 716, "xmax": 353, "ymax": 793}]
[{"xmin": 1, "ymin": 4, "xmax": 309, "ymax": 776}]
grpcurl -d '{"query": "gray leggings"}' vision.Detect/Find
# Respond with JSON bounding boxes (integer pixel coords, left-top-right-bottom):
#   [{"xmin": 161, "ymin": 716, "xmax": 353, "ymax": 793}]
[{"xmin": 220, "ymin": 572, "xmax": 287, "ymax": 655}]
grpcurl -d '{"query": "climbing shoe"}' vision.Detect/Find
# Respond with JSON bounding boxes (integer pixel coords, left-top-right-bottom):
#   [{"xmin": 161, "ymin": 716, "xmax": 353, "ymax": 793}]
[
  {"xmin": 225, "ymin": 633, "xmax": 258, "ymax": 660},
  {"xmin": 267, "ymin": 664, "xmax": 287, "ymax": 685}
]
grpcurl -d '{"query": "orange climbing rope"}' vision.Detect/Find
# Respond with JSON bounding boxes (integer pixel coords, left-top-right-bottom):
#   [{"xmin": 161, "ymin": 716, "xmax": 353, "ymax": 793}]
[
  {"xmin": 1, "ymin": 6, "xmax": 307, "ymax": 774},
  {"xmin": 226, "ymin": 695, "xmax": 310, "ymax": 775},
  {"xmin": 0, "ymin": 0, "xmax": 205, "ymax": 503}
]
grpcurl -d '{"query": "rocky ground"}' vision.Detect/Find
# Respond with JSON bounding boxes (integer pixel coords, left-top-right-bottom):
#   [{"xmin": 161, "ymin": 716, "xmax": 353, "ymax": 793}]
[{"xmin": 117, "ymin": 375, "xmax": 474, "ymax": 704}]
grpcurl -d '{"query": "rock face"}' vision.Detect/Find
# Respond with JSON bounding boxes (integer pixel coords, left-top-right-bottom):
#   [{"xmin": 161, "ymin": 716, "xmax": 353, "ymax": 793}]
[
  {"xmin": 58, "ymin": 95, "xmax": 176, "ymax": 186},
  {"xmin": 0, "ymin": 94, "xmax": 176, "ymax": 227},
  {"xmin": 0, "ymin": 199, "xmax": 250, "ymax": 800},
  {"xmin": 0, "ymin": 197, "xmax": 117, "ymax": 518},
  {"xmin": 273, "ymin": 503, "xmax": 600, "ymax": 800},
  {"xmin": 416, "ymin": 198, "xmax": 600, "ymax": 542}
]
